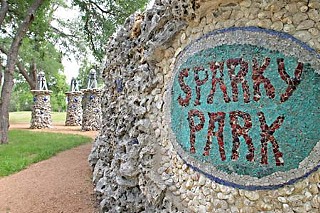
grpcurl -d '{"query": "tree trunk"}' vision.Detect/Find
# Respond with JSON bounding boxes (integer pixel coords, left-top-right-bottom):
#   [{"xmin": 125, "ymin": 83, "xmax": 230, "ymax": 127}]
[
  {"xmin": 0, "ymin": 0, "xmax": 45, "ymax": 144},
  {"xmin": 0, "ymin": 0, "xmax": 9, "ymax": 27}
]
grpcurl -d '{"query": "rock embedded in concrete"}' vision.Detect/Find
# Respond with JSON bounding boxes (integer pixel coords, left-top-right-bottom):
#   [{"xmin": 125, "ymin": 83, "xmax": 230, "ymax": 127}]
[
  {"xmin": 30, "ymin": 90, "xmax": 52, "ymax": 129},
  {"xmin": 65, "ymin": 91, "xmax": 83, "ymax": 126},
  {"xmin": 81, "ymin": 89, "xmax": 102, "ymax": 131}
]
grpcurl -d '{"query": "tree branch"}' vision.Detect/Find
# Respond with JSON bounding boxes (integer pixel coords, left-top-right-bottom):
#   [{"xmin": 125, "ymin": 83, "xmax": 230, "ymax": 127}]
[
  {"xmin": 51, "ymin": 25, "xmax": 78, "ymax": 38},
  {"xmin": 0, "ymin": 46, "xmax": 37, "ymax": 89},
  {"xmin": 0, "ymin": 0, "xmax": 9, "ymax": 27},
  {"xmin": 88, "ymin": 0, "xmax": 116, "ymax": 16}
]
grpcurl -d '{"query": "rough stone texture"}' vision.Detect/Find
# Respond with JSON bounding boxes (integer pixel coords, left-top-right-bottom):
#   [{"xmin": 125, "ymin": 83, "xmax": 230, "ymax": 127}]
[
  {"xmin": 82, "ymin": 89, "xmax": 102, "ymax": 131},
  {"xmin": 65, "ymin": 91, "xmax": 83, "ymax": 126},
  {"xmin": 89, "ymin": 0, "xmax": 320, "ymax": 212},
  {"xmin": 30, "ymin": 90, "xmax": 52, "ymax": 129}
]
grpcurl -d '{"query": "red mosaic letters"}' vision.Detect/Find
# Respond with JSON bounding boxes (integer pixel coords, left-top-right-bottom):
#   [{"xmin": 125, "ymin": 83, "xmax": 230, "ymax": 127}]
[
  {"xmin": 203, "ymin": 112, "xmax": 226, "ymax": 159},
  {"xmin": 188, "ymin": 109, "xmax": 205, "ymax": 154},
  {"xmin": 178, "ymin": 68, "xmax": 192, "ymax": 106},
  {"xmin": 188, "ymin": 111, "xmax": 284, "ymax": 165},
  {"xmin": 258, "ymin": 112, "xmax": 285, "ymax": 166},
  {"xmin": 207, "ymin": 61, "xmax": 231, "ymax": 104},
  {"xmin": 229, "ymin": 111, "xmax": 254, "ymax": 162},
  {"xmin": 277, "ymin": 58, "xmax": 303, "ymax": 102},
  {"xmin": 194, "ymin": 66, "xmax": 209, "ymax": 106},
  {"xmin": 227, "ymin": 58, "xmax": 250, "ymax": 103},
  {"xmin": 179, "ymin": 57, "xmax": 303, "ymax": 166},
  {"xmin": 252, "ymin": 57, "xmax": 275, "ymax": 101}
]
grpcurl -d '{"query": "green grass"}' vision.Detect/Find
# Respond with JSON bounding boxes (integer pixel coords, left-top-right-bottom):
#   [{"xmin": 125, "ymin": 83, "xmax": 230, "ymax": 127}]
[
  {"xmin": 9, "ymin": 111, "xmax": 66, "ymax": 124},
  {"xmin": 0, "ymin": 130, "xmax": 92, "ymax": 177}
]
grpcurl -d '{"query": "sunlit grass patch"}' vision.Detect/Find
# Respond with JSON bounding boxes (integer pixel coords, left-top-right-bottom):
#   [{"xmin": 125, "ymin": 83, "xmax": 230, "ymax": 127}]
[{"xmin": 0, "ymin": 130, "xmax": 91, "ymax": 177}]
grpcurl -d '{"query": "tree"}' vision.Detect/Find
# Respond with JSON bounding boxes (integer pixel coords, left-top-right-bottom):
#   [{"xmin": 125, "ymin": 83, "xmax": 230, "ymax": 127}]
[
  {"xmin": 9, "ymin": 37, "xmax": 67, "ymax": 112},
  {"xmin": 69, "ymin": 0, "xmax": 148, "ymax": 62},
  {"xmin": 0, "ymin": 0, "xmax": 47, "ymax": 144}
]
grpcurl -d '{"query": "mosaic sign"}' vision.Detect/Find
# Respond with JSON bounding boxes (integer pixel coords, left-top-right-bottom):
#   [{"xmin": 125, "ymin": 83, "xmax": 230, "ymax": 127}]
[{"xmin": 169, "ymin": 27, "xmax": 320, "ymax": 190}]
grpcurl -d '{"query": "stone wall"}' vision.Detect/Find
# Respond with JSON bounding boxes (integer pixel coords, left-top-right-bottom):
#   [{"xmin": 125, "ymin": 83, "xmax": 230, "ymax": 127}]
[
  {"xmin": 89, "ymin": 0, "xmax": 320, "ymax": 212},
  {"xmin": 30, "ymin": 90, "xmax": 52, "ymax": 129}
]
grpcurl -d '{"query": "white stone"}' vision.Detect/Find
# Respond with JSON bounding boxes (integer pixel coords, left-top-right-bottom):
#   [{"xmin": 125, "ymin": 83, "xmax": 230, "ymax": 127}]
[
  {"xmin": 185, "ymin": 179, "xmax": 194, "ymax": 189},
  {"xmin": 309, "ymin": 184, "xmax": 319, "ymax": 194},
  {"xmin": 294, "ymin": 31, "xmax": 312, "ymax": 41},
  {"xmin": 244, "ymin": 191, "xmax": 260, "ymax": 201},
  {"xmin": 292, "ymin": 13, "xmax": 308, "ymax": 25},
  {"xmin": 308, "ymin": 9, "xmax": 320, "ymax": 22},
  {"xmin": 198, "ymin": 175, "xmax": 206, "ymax": 186},
  {"xmin": 282, "ymin": 204, "xmax": 294, "ymax": 213},
  {"xmin": 217, "ymin": 192, "xmax": 229, "ymax": 200},
  {"xmin": 285, "ymin": 3, "xmax": 299, "ymax": 14},
  {"xmin": 198, "ymin": 205, "xmax": 206, "ymax": 213},
  {"xmin": 240, "ymin": 0, "xmax": 251, "ymax": 8},
  {"xmin": 271, "ymin": 21, "xmax": 284, "ymax": 31},
  {"xmin": 309, "ymin": 27, "xmax": 319, "ymax": 36},
  {"xmin": 296, "ymin": 20, "xmax": 315, "ymax": 30},
  {"xmin": 309, "ymin": 1, "xmax": 320, "ymax": 9},
  {"xmin": 278, "ymin": 196, "xmax": 287, "ymax": 203},
  {"xmin": 300, "ymin": 6, "xmax": 309, "ymax": 13}
]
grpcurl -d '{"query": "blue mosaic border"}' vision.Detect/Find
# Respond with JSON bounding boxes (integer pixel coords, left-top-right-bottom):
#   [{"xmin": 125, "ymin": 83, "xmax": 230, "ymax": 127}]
[
  {"xmin": 180, "ymin": 26, "xmax": 320, "ymax": 60},
  {"xmin": 179, "ymin": 154, "xmax": 320, "ymax": 191},
  {"xmin": 169, "ymin": 26, "xmax": 320, "ymax": 190}
]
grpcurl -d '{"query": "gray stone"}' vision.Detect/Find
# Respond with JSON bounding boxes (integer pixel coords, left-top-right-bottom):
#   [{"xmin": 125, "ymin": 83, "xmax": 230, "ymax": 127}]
[{"xmin": 30, "ymin": 90, "xmax": 52, "ymax": 129}]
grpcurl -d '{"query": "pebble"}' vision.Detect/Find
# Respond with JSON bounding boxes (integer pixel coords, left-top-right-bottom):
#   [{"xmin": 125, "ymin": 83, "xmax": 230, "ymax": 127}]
[
  {"xmin": 309, "ymin": 27, "xmax": 319, "ymax": 36},
  {"xmin": 294, "ymin": 30, "xmax": 312, "ymax": 41},
  {"xmin": 300, "ymin": 5, "xmax": 309, "ymax": 13},
  {"xmin": 239, "ymin": 0, "xmax": 251, "ymax": 8},
  {"xmin": 271, "ymin": 21, "xmax": 284, "ymax": 31},
  {"xmin": 244, "ymin": 191, "xmax": 260, "ymax": 201},
  {"xmin": 283, "ymin": 24, "xmax": 296, "ymax": 33},
  {"xmin": 292, "ymin": 12, "xmax": 309, "ymax": 25},
  {"xmin": 296, "ymin": 19, "xmax": 315, "ymax": 30},
  {"xmin": 308, "ymin": 9, "xmax": 320, "ymax": 22}
]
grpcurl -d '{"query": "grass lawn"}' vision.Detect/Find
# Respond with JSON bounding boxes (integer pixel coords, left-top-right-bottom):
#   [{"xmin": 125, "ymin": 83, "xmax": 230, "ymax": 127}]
[
  {"xmin": 9, "ymin": 111, "xmax": 66, "ymax": 124},
  {"xmin": 0, "ymin": 130, "xmax": 91, "ymax": 177}
]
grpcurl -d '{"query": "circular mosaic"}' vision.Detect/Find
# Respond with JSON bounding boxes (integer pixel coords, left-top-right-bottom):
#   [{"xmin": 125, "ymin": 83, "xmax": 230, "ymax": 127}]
[{"xmin": 169, "ymin": 27, "xmax": 320, "ymax": 190}]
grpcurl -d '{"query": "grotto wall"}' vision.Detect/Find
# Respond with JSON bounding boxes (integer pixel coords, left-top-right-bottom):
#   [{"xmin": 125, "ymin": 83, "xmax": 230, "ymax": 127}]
[{"xmin": 89, "ymin": 0, "xmax": 320, "ymax": 212}]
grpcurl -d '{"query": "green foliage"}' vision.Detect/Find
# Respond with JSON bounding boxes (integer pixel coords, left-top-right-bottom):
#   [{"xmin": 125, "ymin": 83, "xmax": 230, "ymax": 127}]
[
  {"xmin": 2, "ymin": 0, "xmax": 69, "ymax": 112},
  {"xmin": 9, "ymin": 37, "xmax": 68, "ymax": 112},
  {"xmin": 0, "ymin": 130, "xmax": 91, "ymax": 177},
  {"xmin": 71, "ymin": 0, "xmax": 149, "ymax": 62},
  {"xmin": 76, "ymin": 59, "xmax": 103, "ymax": 89}
]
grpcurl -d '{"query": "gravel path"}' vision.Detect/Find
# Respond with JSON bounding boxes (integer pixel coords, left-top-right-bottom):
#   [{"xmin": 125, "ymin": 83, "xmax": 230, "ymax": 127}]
[{"xmin": 0, "ymin": 124, "xmax": 99, "ymax": 213}]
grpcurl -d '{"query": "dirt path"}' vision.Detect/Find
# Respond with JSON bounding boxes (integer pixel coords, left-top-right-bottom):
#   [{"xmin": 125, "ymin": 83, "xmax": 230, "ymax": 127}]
[{"xmin": 0, "ymin": 123, "xmax": 99, "ymax": 213}]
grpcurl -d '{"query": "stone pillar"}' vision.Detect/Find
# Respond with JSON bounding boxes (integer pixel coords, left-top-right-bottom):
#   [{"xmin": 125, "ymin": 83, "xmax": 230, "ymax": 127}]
[
  {"xmin": 81, "ymin": 89, "xmax": 102, "ymax": 131},
  {"xmin": 65, "ymin": 91, "xmax": 83, "ymax": 126},
  {"xmin": 30, "ymin": 90, "xmax": 52, "ymax": 129}
]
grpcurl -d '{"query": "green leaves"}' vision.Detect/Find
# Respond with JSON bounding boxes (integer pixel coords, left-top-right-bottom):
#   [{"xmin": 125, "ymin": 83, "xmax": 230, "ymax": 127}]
[{"xmin": 71, "ymin": 0, "xmax": 148, "ymax": 62}]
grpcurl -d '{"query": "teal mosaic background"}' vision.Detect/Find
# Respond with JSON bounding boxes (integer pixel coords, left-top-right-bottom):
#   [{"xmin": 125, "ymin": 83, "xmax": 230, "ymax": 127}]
[{"xmin": 171, "ymin": 44, "xmax": 320, "ymax": 178}]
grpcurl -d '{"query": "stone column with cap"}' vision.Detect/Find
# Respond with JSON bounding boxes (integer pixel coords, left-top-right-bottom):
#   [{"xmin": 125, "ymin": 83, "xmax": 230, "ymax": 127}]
[
  {"xmin": 81, "ymin": 69, "xmax": 102, "ymax": 131},
  {"xmin": 65, "ymin": 78, "xmax": 83, "ymax": 126},
  {"xmin": 30, "ymin": 71, "xmax": 53, "ymax": 129}
]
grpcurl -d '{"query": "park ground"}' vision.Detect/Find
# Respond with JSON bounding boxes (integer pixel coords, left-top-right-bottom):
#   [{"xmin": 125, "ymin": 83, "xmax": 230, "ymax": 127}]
[{"xmin": 0, "ymin": 112, "xmax": 99, "ymax": 213}]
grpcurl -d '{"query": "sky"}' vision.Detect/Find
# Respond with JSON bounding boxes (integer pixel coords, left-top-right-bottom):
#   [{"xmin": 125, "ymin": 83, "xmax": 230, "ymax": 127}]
[
  {"xmin": 53, "ymin": 3, "xmax": 81, "ymax": 85},
  {"xmin": 54, "ymin": 0, "xmax": 156, "ymax": 85}
]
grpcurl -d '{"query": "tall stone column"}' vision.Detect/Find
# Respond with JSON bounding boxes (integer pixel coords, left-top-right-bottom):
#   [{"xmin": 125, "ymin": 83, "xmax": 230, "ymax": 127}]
[
  {"xmin": 65, "ymin": 91, "xmax": 83, "ymax": 126},
  {"xmin": 81, "ymin": 88, "xmax": 102, "ymax": 131},
  {"xmin": 30, "ymin": 71, "xmax": 52, "ymax": 129},
  {"xmin": 65, "ymin": 78, "xmax": 83, "ymax": 126},
  {"xmin": 30, "ymin": 90, "xmax": 52, "ymax": 129}
]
